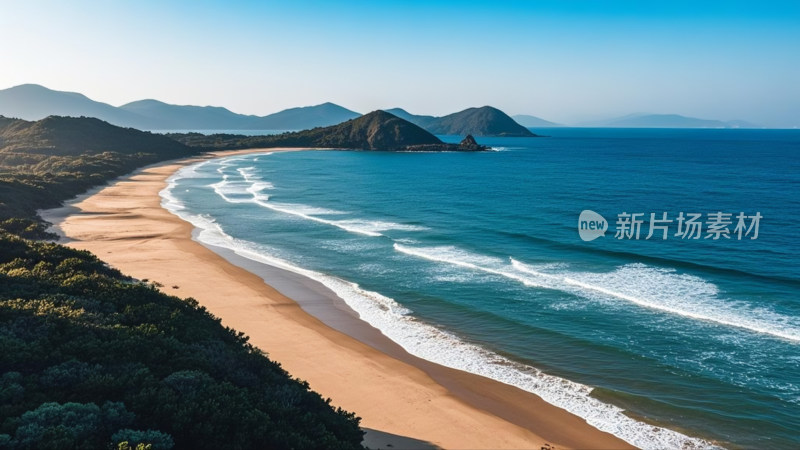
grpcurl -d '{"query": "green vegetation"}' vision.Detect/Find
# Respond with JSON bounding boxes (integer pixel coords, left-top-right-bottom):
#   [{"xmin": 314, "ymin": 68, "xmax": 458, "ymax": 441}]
[
  {"xmin": 0, "ymin": 115, "xmax": 364, "ymax": 449},
  {"xmin": 0, "ymin": 234, "xmax": 363, "ymax": 449},
  {"xmin": 424, "ymin": 106, "xmax": 537, "ymax": 137},
  {"xmin": 0, "ymin": 116, "xmax": 188, "ymax": 157},
  {"xmin": 168, "ymin": 110, "xmax": 478, "ymax": 151},
  {"xmin": 0, "ymin": 116, "xmax": 192, "ymax": 231}
]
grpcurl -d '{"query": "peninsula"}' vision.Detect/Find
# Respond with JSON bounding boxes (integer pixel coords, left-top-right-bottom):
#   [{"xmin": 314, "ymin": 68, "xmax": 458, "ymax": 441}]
[{"xmin": 168, "ymin": 110, "xmax": 489, "ymax": 151}]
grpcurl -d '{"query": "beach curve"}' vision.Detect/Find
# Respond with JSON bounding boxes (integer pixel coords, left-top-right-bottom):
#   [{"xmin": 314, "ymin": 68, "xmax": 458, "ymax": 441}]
[{"xmin": 42, "ymin": 148, "xmax": 634, "ymax": 450}]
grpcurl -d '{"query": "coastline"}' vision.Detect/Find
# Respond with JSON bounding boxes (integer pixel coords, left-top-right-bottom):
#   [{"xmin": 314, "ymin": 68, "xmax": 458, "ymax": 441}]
[{"xmin": 42, "ymin": 148, "xmax": 633, "ymax": 450}]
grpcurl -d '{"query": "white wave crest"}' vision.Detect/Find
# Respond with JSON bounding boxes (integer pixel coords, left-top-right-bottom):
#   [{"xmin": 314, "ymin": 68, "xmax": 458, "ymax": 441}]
[
  {"xmin": 206, "ymin": 157, "xmax": 425, "ymax": 237},
  {"xmin": 392, "ymin": 244, "xmax": 800, "ymax": 343}
]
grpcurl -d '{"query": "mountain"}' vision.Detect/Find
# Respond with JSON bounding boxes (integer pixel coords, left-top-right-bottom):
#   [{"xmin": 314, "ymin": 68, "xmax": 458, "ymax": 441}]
[
  {"xmin": 119, "ymin": 99, "xmax": 253, "ymax": 130},
  {"xmin": 586, "ymin": 113, "xmax": 759, "ymax": 128},
  {"xmin": 120, "ymin": 100, "xmax": 360, "ymax": 130},
  {"xmin": 513, "ymin": 114, "xmax": 562, "ymax": 128},
  {"xmin": 0, "ymin": 84, "xmax": 153, "ymax": 129},
  {"xmin": 384, "ymin": 108, "xmax": 437, "ymax": 128},
  {"xmin": 0, "ymin": 84, "xmax": 360, "ymax": 131},
  {"xmin": 386, "ymin": 106, "xmax": 537, "ymax": 137},
  {"xmin": 0, "ymin": 115, "xmax": 190, "ymax": 157},
  {"xmin": 428, "ymin": 106, "xmax": 537, "ymax": 137},
  {"xmin": 249, "ymin": 102, "xmax": 361, "ymax": 130},
  {"xmin": 169, "ymin": 111, "xmax": 487, "ymax": 151},
  {"xmin": 302, "ymin": 110, "xmax": 441, "ymax": 149}
]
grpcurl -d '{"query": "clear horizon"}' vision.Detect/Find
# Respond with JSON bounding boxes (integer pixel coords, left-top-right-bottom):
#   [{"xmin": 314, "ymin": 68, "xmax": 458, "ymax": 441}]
[{"xmin": 1, "ymin": 1, "xmax": 798, "ymax": 127}]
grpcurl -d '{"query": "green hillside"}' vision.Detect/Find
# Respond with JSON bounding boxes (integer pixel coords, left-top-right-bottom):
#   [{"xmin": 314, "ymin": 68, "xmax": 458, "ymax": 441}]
[{"xmin": 0, "ymin": 116, "xmax": 364, "ymax": 449}]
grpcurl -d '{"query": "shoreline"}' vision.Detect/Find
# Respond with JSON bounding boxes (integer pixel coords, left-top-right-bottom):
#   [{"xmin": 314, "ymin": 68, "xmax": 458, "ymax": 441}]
[{"xmin": 42, "ymin": 148, "xmax": 633, "ymax": 450}]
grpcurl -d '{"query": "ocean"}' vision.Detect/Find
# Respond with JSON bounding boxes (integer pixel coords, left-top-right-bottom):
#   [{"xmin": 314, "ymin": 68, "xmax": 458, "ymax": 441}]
[{"xmin": 161, "ymin": 128, "xmax": 800, "ymax": 449}]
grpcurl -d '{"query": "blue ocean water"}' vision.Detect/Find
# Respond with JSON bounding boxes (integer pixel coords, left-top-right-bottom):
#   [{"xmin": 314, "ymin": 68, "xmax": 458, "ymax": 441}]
[{"xmin": 162, "ymin": 128, "xmax": 800, "ymax": 449}]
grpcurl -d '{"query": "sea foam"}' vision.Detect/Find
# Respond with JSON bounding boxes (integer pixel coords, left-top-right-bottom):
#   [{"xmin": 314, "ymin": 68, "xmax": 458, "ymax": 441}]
[
  {"xmin": 392, "ymin": 243, "xmax": 800, "ymax": 343},
  {"xmin": 160, "ymin": 158, "xmax": 720, "ymax": 450},
  {"xmin": 208, "ymin": 158, "xmax": 426, "ymax": 237}
]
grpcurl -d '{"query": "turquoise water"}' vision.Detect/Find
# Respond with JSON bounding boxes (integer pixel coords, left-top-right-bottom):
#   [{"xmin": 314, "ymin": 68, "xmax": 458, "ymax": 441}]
[{"xmin": 163, "ymin": 129, "xmax": 800, "ymax": 449}]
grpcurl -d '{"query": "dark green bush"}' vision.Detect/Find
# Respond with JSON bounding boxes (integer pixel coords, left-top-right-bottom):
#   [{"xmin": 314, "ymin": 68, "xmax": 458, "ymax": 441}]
[{"xmin": 0, "ymin": 234, "xmax": 363, "ymax": 449}]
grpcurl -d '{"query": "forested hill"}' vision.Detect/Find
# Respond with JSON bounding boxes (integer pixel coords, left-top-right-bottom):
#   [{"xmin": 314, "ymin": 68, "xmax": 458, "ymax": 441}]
[
  {"xmin": 0, "ymin": 115, "xmax": 365, "ymax": 448},
  {"xmin": 0, "ymin": 116, "xmax": 193, "ymax": 227},
  {"xmin": 168, "ymin": 110, "xmax": 487, "ymax": 151},
  {"xmin": 0, "ymin": 115, "xmax": 189, "ymax": 156}
]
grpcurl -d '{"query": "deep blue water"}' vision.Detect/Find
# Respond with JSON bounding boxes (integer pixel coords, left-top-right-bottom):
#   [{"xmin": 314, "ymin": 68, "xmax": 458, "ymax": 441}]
[{"xmin": 163, "ymin": 128, "xmax": 800, "ymax": 449}]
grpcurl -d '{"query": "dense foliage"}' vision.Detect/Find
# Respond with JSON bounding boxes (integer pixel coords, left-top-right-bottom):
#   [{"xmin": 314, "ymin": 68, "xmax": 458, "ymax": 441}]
[
  {"xmin": 168, "ymin": 110, "xmax": 460, "ymax": 151},
  {"xmin": 0, "ymin": 115, "xmax": 364, "ymax": 449},
  {"xmin": 0, "ymin": 116, "xmax": 193, "ymax": 230},
  {"xmin": 0, "ymin": 234, "xmax": 363, "ymax": 449},
  {"xmin": 0, "ymin": 116, "xmax": 189, "ymax": 157},
  {"xmin": 0, "ymin": 152, "xmax": 157, "ymax": 228}
]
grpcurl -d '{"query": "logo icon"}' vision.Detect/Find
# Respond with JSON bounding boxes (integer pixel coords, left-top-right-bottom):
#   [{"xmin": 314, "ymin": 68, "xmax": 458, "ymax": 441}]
[{"xmin": 578, "ymin": 210, "xmax": 607, "ymax": 241}]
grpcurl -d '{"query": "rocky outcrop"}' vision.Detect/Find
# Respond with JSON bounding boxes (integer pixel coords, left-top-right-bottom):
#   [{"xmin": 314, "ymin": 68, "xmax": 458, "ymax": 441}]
[{"xmin": 458, "ymin": 134, "xmax": 484, "ymax": 151}]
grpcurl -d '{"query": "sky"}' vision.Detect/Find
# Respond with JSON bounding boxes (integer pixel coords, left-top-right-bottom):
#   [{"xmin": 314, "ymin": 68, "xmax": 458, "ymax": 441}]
[{"xmin": 1, "ymin": 0, "xmax": 799, "ymax": 127}]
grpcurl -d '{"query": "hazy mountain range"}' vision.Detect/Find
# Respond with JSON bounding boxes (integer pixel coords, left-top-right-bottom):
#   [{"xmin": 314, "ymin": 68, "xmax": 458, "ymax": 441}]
[
  {"xmin": 0, "ymin": 84, "xmax": 153, "ymax": 129},
  {"xmin": 0, "ymin": 85, "xmax": 534, "ymax": 137},
  {"xmin": 0, "ymin": 84, "xmax": 762, "ymax": 133},
  {"xmin": 511, "ymin": 113, "xmax": 759, "ymax": 129},
  {"xmin": 0, "ymin": 84, "xmax": 361, "ymax": 132}
]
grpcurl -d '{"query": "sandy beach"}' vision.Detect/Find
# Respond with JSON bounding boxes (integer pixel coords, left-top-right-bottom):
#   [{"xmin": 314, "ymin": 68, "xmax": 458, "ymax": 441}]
[{"xmin": 43, "ymin": 148, "xmax": 633, "ymax": 450}]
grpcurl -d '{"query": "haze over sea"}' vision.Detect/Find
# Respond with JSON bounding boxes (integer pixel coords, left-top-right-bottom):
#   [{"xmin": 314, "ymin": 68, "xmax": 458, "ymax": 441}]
[{"xmin": 162, "ymin": 128, "xmax": 800, "ymax": 449}]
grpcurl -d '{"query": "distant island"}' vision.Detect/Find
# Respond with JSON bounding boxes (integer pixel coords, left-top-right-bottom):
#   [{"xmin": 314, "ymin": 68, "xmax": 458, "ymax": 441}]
[
  {"xmin": 581, "ymin": 113, "xmax": 759, "ymax": 128},
  {"xmin": 168, "ymin": 110, "xmax": 489, "ymax": 152},
  {"xmin": 512, "ymin": 114, "xmax": 562, "ymax": 128},
  {"xmin": 386, "ymin": 106, "xmax": 538, "ymax": 137}
]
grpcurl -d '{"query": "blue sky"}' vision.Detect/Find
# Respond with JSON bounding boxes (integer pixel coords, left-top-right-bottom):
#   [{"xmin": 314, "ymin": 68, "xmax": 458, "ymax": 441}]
[{"xmin": 1, "ymin": 0, "xmax": 798, "ymax": 126}]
